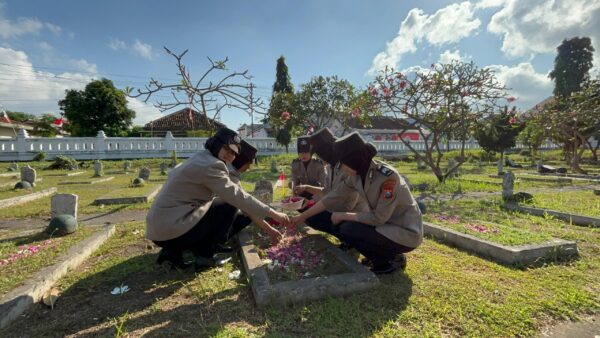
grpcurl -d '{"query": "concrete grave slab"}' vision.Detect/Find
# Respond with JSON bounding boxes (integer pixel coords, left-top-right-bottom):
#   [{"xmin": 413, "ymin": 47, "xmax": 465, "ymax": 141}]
[
  {"xmin": 58, "ymin": 176, "xmax": 115, "ymax": 185},
  {"xmin": 238, "ymin": 227, "xmax": 379, "ymax": 308},
  {"xmin": 44, "ymin": 171, "xmax": 85, "ymax": 177},
  {"xmin": 0, "ymin": 225, "xmax": 115, "ymax": 329},
  {"xmin": 423, "ymin": 222, "xmax": 578, "ymax": 266},
  {"xmin": 93, "ymin": 185, "xmax": 162, "ymax": 205},
  {"xmin": 0, "ymin": 188, "xmax": 57, "ymax": 209},
  {"xmin": 502, "ymin": 203, "xmax": 600, "ymax": 227}
]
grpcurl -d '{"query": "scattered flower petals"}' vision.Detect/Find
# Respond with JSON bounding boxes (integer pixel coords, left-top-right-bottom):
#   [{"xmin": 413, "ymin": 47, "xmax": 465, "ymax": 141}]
[
  {"xmin": 432, "ymin": 214, "xmax": 461, "ymax": 224},
  {"xmin": 0, "ymin": 240, "xmax": 54, "ymax": 267},
  {"xmin": 464, "ymin": 223, "xmax": 499, "ymax": 234}
]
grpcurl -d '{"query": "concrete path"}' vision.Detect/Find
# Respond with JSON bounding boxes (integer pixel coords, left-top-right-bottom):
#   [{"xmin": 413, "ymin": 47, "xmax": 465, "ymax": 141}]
[{"xmin": 539, "ymin": 314, "xmax": 600, "ymax": 338}]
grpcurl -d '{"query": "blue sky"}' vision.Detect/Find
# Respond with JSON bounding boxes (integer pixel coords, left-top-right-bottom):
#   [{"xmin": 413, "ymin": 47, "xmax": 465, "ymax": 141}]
[{"xmin": 1, "ymin": 0, "xmax": 599, "ymax": 130}]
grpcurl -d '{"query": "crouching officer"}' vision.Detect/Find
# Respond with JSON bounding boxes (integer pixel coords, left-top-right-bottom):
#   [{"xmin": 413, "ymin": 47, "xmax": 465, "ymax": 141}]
[
  {"xmin": 290, "ymin": 136, "xmax": 327, "ymax": 199},
  {"xmin": 292, "ymin": 132, "xmax": 423, "ymax": 274},
  {"xmin": 146, "ymin": 128, "xmax": 288, "ymax": 271}
]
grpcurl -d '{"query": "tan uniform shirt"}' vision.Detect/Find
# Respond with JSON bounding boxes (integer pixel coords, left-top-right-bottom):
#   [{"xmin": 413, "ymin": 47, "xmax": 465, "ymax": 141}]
[
  {"xmin": 321, "ymin": 160, "xmax": 423, "ymax": 248},
  {"xmin": 323, "ymin": 162, "xmax": 369, "ymax": 212},
  {"xmin": 290, "ymin": 158, "xmax": 327, "ymax": 188},
  {"xmin": 146, "ymin": 150, "xmax": 270, "ymax": 241},
  {"xmin": 227, "ymin": 164, "xmax": 241, "ymax": 185}
]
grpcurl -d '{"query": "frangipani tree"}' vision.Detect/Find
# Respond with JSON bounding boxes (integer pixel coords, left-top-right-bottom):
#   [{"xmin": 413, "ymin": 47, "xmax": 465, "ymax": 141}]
[{"xmin": 370, "ymin": 61, "xmax": 511, "ymax": 183}]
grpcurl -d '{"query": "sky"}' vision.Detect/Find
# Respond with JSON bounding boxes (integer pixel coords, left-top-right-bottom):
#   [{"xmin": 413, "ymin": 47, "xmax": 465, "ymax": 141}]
[{"xmin": 0, "ymin": 0, "xmax": 599, "ymax": 131}]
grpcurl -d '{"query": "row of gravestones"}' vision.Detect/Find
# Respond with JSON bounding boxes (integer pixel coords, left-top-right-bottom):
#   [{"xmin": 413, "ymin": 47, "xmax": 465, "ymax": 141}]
[{"xmin": 93, "ymin": 160, "xmax": 171, "ymax": 177}]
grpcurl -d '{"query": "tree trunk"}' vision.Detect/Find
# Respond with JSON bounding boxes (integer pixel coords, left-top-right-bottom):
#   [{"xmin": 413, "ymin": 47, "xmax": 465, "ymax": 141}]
[
  {"xmin": 285, "ymin": 145, "xmax": 289, "ymax": 153},
  {"xmin": 585, "ymin": 138, "xmax": 598, "ymax": 162},
  {"xmin": 498, "ymin": 151, "xmax": 504, "ymax": 175},
  {"xmin": 570, "ymin": 139, "xmax": 587, "ymax": 174}
]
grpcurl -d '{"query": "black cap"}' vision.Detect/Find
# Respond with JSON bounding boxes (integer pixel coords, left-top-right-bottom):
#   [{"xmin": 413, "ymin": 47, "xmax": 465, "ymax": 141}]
[
  {"xmin": 334, "ymin": 132, "xmax": 369, "ymax": 160},
  {"xmin": 310, "ymin": 128, "xmax": 337, "ymax": 164},
  {"xmin": 231, "ymin": 140, "xmax": 258, "ymax": 170},
  {"xmin": 213, "ymin": 127, "xmax": 241, "ymax": 154},
  {"xmin": 334, "ymin": 132, "xmax": 377, "ymax": 180},
  {"xmin": 297, "ymin": 136, "xmax": 311, "ymax": 153}
]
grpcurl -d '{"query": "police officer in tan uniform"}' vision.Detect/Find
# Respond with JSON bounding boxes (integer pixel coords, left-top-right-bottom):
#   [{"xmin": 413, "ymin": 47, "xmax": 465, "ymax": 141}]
[
  {"xmin": 292, "ymin": 132, "xmax": 423, "ymax": 274},
  {"xmin": 146, "ymin": 128, "xmax": 288, "ymax": 271},
  {"xmin": 290, "ymin": 136, "xmax": 327, "ymax": 198}
]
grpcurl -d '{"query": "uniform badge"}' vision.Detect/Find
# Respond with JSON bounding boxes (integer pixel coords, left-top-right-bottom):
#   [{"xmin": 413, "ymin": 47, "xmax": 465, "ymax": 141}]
[
  {"xmin": 335, "ymin": 162, "xmax": 341, "ymax": 169},
  {"xmin": 233, "ymin": 135, "xmax": 241, "ymax": 143},
  {"xmin": 368, "ymin": 169, "xmax": 374, "ymax": 179},
  {"xmin": 379, "ymin": 166, "xmax": 393, "ymax": 176},
  {"xmin": 381, "ymin": 179, "xmax": 396, "ymax": 200}
]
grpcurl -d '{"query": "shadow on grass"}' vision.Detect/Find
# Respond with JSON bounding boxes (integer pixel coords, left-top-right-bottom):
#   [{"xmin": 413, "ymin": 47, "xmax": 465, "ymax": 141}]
[
  {"xmin": 79, "ymin": 205, "xmax": 128, "ymax": 222},
  {"xmin": 0, "ymin": 230, "xmax": 50, "ymax": 247}
]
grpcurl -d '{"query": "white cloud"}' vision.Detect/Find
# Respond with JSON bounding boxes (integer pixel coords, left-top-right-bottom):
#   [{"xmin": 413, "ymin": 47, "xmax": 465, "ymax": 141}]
[
  {"xmin": 487, "ymin": 0, "xmax": 600, "ymax": 61},
  {"xmin": 38, "ymin": 41, "xmax": 52, "ymax": 51},
  {"xmin": 369, "ymin": 2, "xmax": 480, "ymax": 74},
  {"xmin": 45, "ymin": 23, "xmax": 62, "ymax": 36},
  {"xmin": 127, "ymin": 97, "xmax": 163, "ymax": 126},
  {"xmin": 438, "ymin": 49, "xmax": 470, "ymax": 64},
  {"xmin": 0, "ymin": 4, "xmax": 62, "ymax": 39},
  {"xmin": 0, "ymin": 46, "xmax": 94, "ymax": 115},
  {"xmin": 70, "ymin": 59, "xmax": 97, "ymax": 74},
  {"xmin": 475, "ymin": 0, "xmax": 507, "ymax": 10},
  {"xmin": 108, "ymin": 37, "xmax": 126, "ymax": 50},
  {"xmin": 486, "ymin": 62, "xmax": 553, "ymax": 110},
  {"xmin": 132, "ymin": 39, "xmax": 155, "ymax": 60}
]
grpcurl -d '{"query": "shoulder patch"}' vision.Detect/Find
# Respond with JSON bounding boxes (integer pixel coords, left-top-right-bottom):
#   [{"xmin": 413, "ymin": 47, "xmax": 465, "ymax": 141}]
[
  {"xmin": 381, "ymin": 179, "xmax": 396, "ymax": 200},
  {"xmin": 378, "ymin": 165, "xmax": 393, "ymax": 176}
]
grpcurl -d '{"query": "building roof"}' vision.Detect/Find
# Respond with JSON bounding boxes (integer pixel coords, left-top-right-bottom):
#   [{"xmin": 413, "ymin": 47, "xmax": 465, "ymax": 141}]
[{"xmin": 144, "ymin": 108, "xmax": 225, "ymax": 132}]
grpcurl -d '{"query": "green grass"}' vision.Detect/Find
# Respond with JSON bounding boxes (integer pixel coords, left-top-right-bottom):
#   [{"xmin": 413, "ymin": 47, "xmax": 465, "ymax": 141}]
[
  {"xmin": 0, "ymin": 226, "xmax": 95, "ymax": 295},
  {"xmin": 530, "ymin": 191, "xmax": 600, "ymax": 218}
]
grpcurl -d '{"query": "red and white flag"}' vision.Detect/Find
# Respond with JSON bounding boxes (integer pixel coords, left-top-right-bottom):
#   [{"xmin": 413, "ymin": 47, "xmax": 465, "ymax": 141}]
[
  {"xmin": 52, "ymin": 117, "xmax": 63, "ymax": 128},
  {"xmin": 274, "ymin": 172, "xmax": 285, "ymax": 189},
  {"xmin": 0, "ymin": 110, "xmax": 11, "ymax": 123}
]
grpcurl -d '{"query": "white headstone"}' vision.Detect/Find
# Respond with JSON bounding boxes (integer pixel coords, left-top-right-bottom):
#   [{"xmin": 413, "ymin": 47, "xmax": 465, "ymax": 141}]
[
  {"xmin": 254, "ymin": 180, "xmax": 273, "ymax": 204},
  {"xmin": 51, "ymin": 194, "xmax": 78, "ymax": 219},
  {"xmin": 139, "ymin": 167, "xmax": 151, "ymax": 180},
  {"xmin": 21, "ymin": 165, "xmax": 36, "ymax": 184},
  {"xmin": 502, "ymin": 170, "xmax": 515, "ymax": 200},
  {"xmin": 93, "ymin": 160, "xmax": 103, "ymax": 177}
]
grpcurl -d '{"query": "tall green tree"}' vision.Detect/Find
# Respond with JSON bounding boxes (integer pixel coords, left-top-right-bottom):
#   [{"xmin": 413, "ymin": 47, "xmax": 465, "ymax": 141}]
[
  {"xmin": 549, "ymin": 37, "xmax": 594, "ymax": 98},
  {"xmin": 33, "ymin": 113, "xmax": 60, "ymax": 137},
  {"xmin": 475, "ymin": 106, "xmax": 524, "ymax": 174},
  {"xmin": 272, "ymin": 55, "xmax": 294, "ymax": 94},
  {"xmin": 59, "ymin": 78, "xmax": 135, "ymax": 136},
  {"xmin": 6, "ymin": 111, "xmax": 36, "ymax": 122}
]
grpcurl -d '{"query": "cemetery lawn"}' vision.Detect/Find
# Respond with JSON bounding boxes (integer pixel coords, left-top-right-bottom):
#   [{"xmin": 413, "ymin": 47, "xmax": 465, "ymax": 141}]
[
  {"xmin": 0, "ymin": 226, "xmax": 95, "ymax": 296},
  {"xmin": 1, "ymin": 221, "xmax": 598, "ymax": 337},
  {"xmin": 530, "ymin": 190, "xmax": 600, "ymax": 218},
  {"xmin": 97, "ymin": 182, "xmax": 162, "ymax": 199}
]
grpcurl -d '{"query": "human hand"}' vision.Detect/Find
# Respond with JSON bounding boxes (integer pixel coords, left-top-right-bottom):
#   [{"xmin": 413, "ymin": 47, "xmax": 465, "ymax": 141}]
[
  {"xmin": 270, "ymin": 210, "xmax": 290, "ymax": 226},
  {"xmin": 293, "ymin": 185, "xmax": 305, "ymax": 195},
  {"xmin": 331, "ymin": 212, "xmax": 344, "ymax": 225},
  {"xmin": 291, "ymin": 215, "xmax": 304, "ymax": 227},
  {"xmin": 266, "ymin": 226, "xmax": 283, "ymax": 244}
]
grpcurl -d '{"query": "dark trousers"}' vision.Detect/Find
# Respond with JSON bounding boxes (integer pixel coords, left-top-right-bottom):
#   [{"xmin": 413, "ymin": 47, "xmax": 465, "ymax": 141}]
[
  {"xmin": 153, "ymin": 200, "xmax": 252, "ymax": 258},
  {"xmin": 338, "ymin": 221, "xmax": 414, "ymax": 267},
  {"xmin": 305, "ymin": 211, "xmax": 340, "ymax": 237}
]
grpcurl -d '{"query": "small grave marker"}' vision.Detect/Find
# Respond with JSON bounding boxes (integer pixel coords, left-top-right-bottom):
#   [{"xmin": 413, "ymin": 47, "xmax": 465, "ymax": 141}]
[
  {"xmin": 51, "ymin": 194, "xmax": 78, "ymax": 219},
  {"xmin": 160, "ymin": 162, "xmax": 168, "ymax": 175},
  {"xmin": 254, "ymin": 180, "xmax": 273, "ymax": 205},
  {"xmin": 8, "ymin": 162, "xmax": 18, "ymax": 172},
  {"xmin": 139, "ymin": 167, "xmax": 151, "ymax": 180},
  {"xmin": 20, "ymin": 165, "xmax": 36, "ymax": 184},
  {"xmin": 93, "ymin": 160, "xmax": 103, "ymax": 177}
]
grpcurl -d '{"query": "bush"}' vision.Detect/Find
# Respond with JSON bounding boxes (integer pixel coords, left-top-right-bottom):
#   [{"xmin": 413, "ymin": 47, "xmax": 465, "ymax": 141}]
[
  {"xmin": 46, "ymin": 155, "xmax": 77, "ymax": 170},
  {"xmin": 519, "ymin": 149, "xmax": 531, "ymax": 157},
  {"xmin": 32, "ymin": 151, "xmax": 47, "ymax": 162}
]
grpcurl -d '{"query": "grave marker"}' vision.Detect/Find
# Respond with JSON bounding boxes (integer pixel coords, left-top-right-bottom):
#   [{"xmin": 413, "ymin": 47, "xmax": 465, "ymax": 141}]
[
  {"xmin": 20, "ymin": 165, "xmax": 36, "ymax": 184},
  {"xmin": 160, "ymin": 162, "xmax": 168, "ymax": 175},
  {"xmin": 139, "ymin": 167, "xmax": 151, "ymax": 180},
  {"xmin": 254, "ymin": 180, "xmax": 273, "ymax": 205},
  {"xmin": 51, "ymin": 194, "xmax": 78, "ymax": 219},
  {"xmin": 93, "ymin": 160, "xmax": 103, "ymax": 177}
]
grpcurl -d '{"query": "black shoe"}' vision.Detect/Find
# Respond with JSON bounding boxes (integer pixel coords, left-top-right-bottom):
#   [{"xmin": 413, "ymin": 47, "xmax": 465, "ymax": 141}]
[
  {"xmin": 214, "ymin": 244, "xmax": 234, "ymax": 253},
  {"xmin": 156, "ymin": 249, "xmax": 190, "ymax": 270},
  {"xmin": 370, "ymin": 262, "xmax": 399, "ymax": 275},
  {"xmin": 394, "ymin": 253, "xmax": 407, "ymax": 270},
  {"xmin": 194, "ymin": 255, "xmax": 232, "ymax": 272},
  {"xmin": 338, "ymin": 242, "xmax": 353, "ymax": 251}
]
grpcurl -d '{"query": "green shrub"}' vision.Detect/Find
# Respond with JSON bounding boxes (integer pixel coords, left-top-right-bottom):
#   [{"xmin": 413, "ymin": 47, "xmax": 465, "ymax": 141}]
[
  {"xmin": 46, "ymin": 155, "xmax": 77, "ymax": 170},
  {"xmin": 32, "ymin": 151, "xmax": 47, "ymax": 162}
]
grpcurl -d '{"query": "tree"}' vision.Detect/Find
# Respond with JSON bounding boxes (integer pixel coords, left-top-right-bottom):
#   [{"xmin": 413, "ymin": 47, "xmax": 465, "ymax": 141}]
[
  {"xmin": 6, "ymin": 111, "xmax": 36, "ymax": 122},
  {"xmin": 517, "ymin": 120, "xmax": 545, "ymax": 157},
  {"xmin": 532, "ymin": 78, "xmax": 600, "ymax": 173},
  {"xmin": 475, "ymin": 106, "xmax": 524, "ymax": 174},
  {"xmin": 371, "ymin": 61, "xmax": 510, "ymax": 182},
  {"xmin": 33, "ymin": 113, "xmax": 60, "ymax": 137},
  {"xmin": 59, "ymin": 78, "xmax": 135, "ymax": 136},
  {"xmin": 549, "ymin": 37, "xmax": 594, "ymax": 98},
  {"xmin": 273, "ymin": 56, "xmax": 294, "ymax": 94},
  {"xmin": 128, "ymin": 47, "xmax": 261, "ymax": 133}
]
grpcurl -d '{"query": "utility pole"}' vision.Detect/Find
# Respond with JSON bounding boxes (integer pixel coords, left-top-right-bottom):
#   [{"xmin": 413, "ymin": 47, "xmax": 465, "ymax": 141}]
[{"xmin": 248, "ymin": 82, "xmax": 254, "ymax": 138}]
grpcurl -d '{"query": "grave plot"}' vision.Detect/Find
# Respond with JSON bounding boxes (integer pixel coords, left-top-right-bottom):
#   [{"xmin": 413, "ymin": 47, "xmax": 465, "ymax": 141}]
[
  {"xmin": 0, "ymin": 224, "xmax": 115, "ymax": 328},
  {"xmin": 502, "ymin": 190, "xmax": 600, "ymax": 227},
  {"xmin": 93, "ymin": 184, "xmax": 162, "ymax": 205},
  {"xmin": 44, "ymin": 171, "xmax": 85, "ymax": 177},
  {"xmin": 423, "ymin": 200, "xmax": 579, "ymax": 265},
  {"xmin": 58, "ymin": 176, "xmax": 115, "ymax": 185},
  {"xmin": 239, "ymin": 226, "xmax": 378, "ymax": 308}
]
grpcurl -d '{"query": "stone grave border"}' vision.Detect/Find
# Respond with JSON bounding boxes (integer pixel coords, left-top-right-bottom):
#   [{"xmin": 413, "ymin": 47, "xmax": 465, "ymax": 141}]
[
  {"xmin": 44, "ymin": 171, "xmax": 85, "ymax": 177},
  {"xmin": 93, "ymin": 184, "xmax": 162, "ymax": 205},
  {"xmin": 534, "ymin": 172, "xmax": 600, "ymax": 181},
  {"xmin": 58, "ymin": 176, "xmax": 115, "ymax": 185},
  {"xmin": 423, "ymin": 222, "xmax": 578, "ymax": 266},
  {"xmin": 457, "ymin": 178, "xmax": 503, "ymax": 186},
  {"xmin": 0, "ymin": 224, "xmax": 116, "ymax": 329},
  {"xmin": 502, "ymin": 203, "xmax": 600, "ymax": 228},
  {"xmin": 0, "ymin": 173, "xmax": 19, "ymax": 178},
  {"xmin": 0, "ymin": 188, "xmax": 57, "ymax": 209},
  {"xmin": 0, "ymin": 181, "xmax": 18, "ymax": 189},
  {"xmin": 238, "ymin": 227, "xmax": 379, "ymax": 308}
]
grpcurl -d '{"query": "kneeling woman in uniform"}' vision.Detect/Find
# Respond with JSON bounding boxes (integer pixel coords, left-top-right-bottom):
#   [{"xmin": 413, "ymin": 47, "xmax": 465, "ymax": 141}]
[
  {"xmin": 292, "ymin": 132, "xmax": 423, "ymax": 274},
  {"xmin": 146, "ymin": 128, "xmax": 289, "ymax": 271}
]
